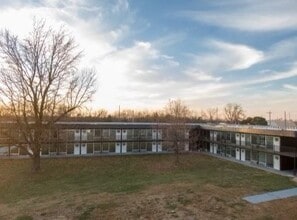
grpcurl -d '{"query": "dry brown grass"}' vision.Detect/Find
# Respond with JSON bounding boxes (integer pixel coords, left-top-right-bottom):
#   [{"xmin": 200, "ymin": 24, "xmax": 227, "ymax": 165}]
[
  {"xmin": 2, "ymin": 182, "xmax": 297, "ymax": 220},
  {"xmin": 0, "ymin": 154, "xmax": 296, "ymax": 220}
]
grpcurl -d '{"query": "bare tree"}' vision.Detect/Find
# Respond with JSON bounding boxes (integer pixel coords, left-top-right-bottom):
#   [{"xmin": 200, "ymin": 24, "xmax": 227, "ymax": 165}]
[
  {"xmin": 0, "ymin": 20, "xmax": 96, "ymax": 172},
  {"xmin": 202, "ymin": 107, "xmax": 218, "ymax": 123},
  {"xmin": 164, "ymin": 99, "xmax": 190, "ymax": 164},
  {"xmin": 224, "ymin": 103, "xmax": 245, "ymax": 124}
]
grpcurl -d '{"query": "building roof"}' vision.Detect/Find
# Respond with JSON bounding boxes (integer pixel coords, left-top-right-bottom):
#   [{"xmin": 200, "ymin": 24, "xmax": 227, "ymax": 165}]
[
  {"xmin": 200, "ymin": 123, "xmax": 297, "ymax": 137},
  {"xmin": 0, "ymin": 121, "xmax": 297, "ymax": 137}
]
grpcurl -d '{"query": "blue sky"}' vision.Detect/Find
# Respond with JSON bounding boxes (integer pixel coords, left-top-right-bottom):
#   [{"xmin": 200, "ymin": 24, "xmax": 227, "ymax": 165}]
[{"xmin": 0, "ymin": 0, "xmax": 297, "ymax": 119}]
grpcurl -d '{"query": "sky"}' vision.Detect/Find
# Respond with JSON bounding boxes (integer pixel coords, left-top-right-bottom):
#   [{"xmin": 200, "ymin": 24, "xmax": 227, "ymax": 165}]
[{"xmin": 0, "ymin": 0, "xmax": 297, "ymax": 119}]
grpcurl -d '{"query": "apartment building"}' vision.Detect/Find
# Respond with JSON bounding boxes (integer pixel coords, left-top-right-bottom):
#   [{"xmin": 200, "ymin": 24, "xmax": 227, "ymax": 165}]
[
  {"xmin": 195, "ymin": 124, "xmax": 297, "ymax": 171},
  {"xmin": 0, "ymin": 121, "xmax": 296, "ymax": 173},
  {"xmin": 0, "ymin": 122, "xmax": 190, "ymax": 156}
]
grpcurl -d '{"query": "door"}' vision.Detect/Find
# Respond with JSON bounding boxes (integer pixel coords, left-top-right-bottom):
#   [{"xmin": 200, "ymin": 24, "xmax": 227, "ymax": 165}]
[
  {"xmin": 116, "ymin": 130, "xmax": 121, "ymax": 140},
  {"xmin": 236, "ymin": 134, "xmax": 240, "ymax": 145},
  {"xmin": 122, "ymin": 142, "xmax": 127, "ymax": 153},
  {"xmin": 122, "ymin": 130, "xmax": 127, "ymax": 140},
  {"xmin": 236, "ymin": 148, "xmax": 240, "ymax": 160},
  {"xmin": 74, "ymin": 130, "xmax": 80, "ymax": 141},
  {"xmin": 115, "ymin": 143, "xmax": 121, "ymax": 153},
  {"xmin": 152, "ymin": 142, "xmax": 157, "ymax": 152},
  {"xmin": 81, "ymin": 130, "xmax": 87, "ymax": 141},
  {"xmin": 74, "ymin": 144, "xmax": 80, "ymax": 155},
  {"xmin": 157, "ymin": 142, "xmax": 162, "ymax": 152},
  {"xmin": 240, "ymin": 149, "xmax": 246, "ymax": 161},
  {"xmin": 81, "ymin": 143, "xmax": 87, "ymax": 154},
  {"xmin": 213, "ymin": 144, "xmax": 218, "ymax": 154}
]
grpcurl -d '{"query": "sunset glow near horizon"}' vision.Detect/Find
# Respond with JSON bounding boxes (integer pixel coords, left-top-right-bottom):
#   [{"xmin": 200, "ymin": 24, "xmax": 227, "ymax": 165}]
[{"xmin": 1, "ymin": 0, "xmax": 297, "ymax": 119}]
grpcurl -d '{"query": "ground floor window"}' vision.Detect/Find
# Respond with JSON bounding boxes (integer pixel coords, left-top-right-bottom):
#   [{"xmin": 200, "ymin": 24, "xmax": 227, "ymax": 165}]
[
  {"xmin": 87, "ymin": 143, "xmax": 93, "ymax": 154},
  {"xmin": 259, "ymin": 152, "xmax": 266, "ymax": 166},
  {"xmin": 245, "ymin": 149, "xmax": 251, "ymax": 161},
  {"xmin": 252, "ymin": 151, "xmax": 258, "ymax": 163},
  {"xmin": 67, "ymin": 144, "xmax": 74, "ymax": 154},
  {"xmin": 94, "ymin": 143, "xmax": 101, "ymax": 153},
  {"xmin": 266, "ymin": 153, "xmax": 273, "ymax": 168}
]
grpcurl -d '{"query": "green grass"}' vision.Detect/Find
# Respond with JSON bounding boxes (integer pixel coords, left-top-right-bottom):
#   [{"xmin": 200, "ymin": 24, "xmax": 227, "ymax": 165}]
[{"xmin": 0, "ymin": 154, "xmax": 295, "ymax": 204}]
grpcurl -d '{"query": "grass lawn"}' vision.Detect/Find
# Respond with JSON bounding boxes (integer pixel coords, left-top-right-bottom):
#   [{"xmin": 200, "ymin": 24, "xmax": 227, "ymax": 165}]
[{"xmin": 0, "ymin": 153, "xmax": 296, "ymax": 219}]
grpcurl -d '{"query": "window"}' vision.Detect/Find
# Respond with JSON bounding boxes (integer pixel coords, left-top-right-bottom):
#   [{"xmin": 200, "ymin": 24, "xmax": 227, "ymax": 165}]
[
  {"xmin": 252, "ymin": 135, "xmax": 265, "ymax": 146},
  {"xmin": 94, "ymin": 143, "xmax": 101, "ymax": 153},
  {"xmin": 245, "ymin": 134, "xmax": 251, "ymax": 145},
  {"xmin": 251, "ymin": 151, "xmax": 258, "ymax": 162},
  {"xmin": 102, "ymin": 143, "xmax": 109, "ymax": 152},
  {"xmin": 102, "ymin": 129, "xmax": 109, "ymax": 138},
  {"xmin": 94, "ymin": 129, "xmax": 101, "ymax": 137},
  {"xmin": 266, "ymin": 136, "xmax": 273, "ymax": 149},
  {"xmin": 231, "ymin": 133, "xmax": 236, "ymax": 144}
]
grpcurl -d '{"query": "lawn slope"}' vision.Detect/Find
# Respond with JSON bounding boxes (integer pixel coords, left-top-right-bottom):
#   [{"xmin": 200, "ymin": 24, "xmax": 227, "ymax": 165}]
[{"xmin": 0, "ymin": 154, "xmax": 296, "ymax": 219}]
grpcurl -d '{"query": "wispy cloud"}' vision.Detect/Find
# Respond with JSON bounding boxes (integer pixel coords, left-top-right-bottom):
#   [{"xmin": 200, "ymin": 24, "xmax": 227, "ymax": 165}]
[
  {"xmin": 186, "ymin": 40, "xmax": 263, "ymax": 77},
  {"xmin": 265, "ymin": 37, "xmax": 297, "ymax": 61},
  {"xmin": 283, "ymin": 84, "xmax": 297, "ymax": 91},
  {"xmin": 112, "ymin": 0, "xmax": 129, "ymax": 13},
  {"xmin": 184, "ymin": 69, "xmax": 221, "ymax": 82},
  {"xmin": 179, "ymin": 0, "xmax": 297, "ymax": 32}
]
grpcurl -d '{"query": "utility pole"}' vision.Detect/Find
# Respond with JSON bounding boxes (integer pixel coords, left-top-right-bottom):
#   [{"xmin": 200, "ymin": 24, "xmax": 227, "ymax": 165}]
[
  {"xmin": 294, "ymin": 146, "xmax": 297, "ymax": 176},
  {"xmin": 267, "ymin": 111, "xmax": 272, "ymax": 126},
  {"xmin": 284, "ymin": 111, "xmax": 287, "ymax": 130}
]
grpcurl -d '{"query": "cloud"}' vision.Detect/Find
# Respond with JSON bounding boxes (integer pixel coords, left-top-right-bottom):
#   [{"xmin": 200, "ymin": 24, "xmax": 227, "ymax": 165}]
[
  {"xmin": 213, "ymin": 41, "xmax": 264, "ymax": 70},
  {"xmin": 187, "ymin": 40, "xmax": 263, "ymax": 76},
  {"xmin": 185, "ymin": 69, "xmax": 221, "ymax": 82},
  {"xmin": 265, "ymin": 37, "xmax": 297, "ymax": 61},
  {"xmin": 96, "ymin": 40, "xmax": 182, "ymax": 107},
  {"xmin": 246, "ymin": 64, "xmax": 297, "ymax": 85},
  {"xmin": 179, "ymin": 0, "xmax": 297, "ymax": 32},
  {"xmin": 283, "ymin": 84, "xmax": 297, "ymax": 91},
  {"xmin": 179, "ymin": 62, "xmax": 297, "ymax": 113},
  {"xmin": 112, "ymin": 0, "xmax": 129, "ymax": 13}
]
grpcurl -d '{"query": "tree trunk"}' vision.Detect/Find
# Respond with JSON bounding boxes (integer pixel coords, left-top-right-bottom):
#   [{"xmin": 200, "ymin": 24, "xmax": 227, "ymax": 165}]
[
  {"xmin": 32, "ymin": 153, "xmax": 41, "ymax": 173},
  {"xmin": 175, "ymin": 143, "xmax": 180, "ymax": 165}
]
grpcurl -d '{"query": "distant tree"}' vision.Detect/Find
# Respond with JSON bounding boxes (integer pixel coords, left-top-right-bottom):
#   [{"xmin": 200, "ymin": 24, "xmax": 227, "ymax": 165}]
[
  {"xmin": 241, "ymin": 116, "xmax": 267, "ymax": 125},
  {"xmin": 164, "ymin": 99, "xmax": 190, "ymax": 164},
  {"xmin": 224, "ymin": 103, "xmax": 245, "ymax": 124},
  {"xmin": 0, "ymin": 20, "xmax": 96, "ymax": 172},
  {"xmin": 93, "ymin": 109, "xmax": 109, "ymax": 118},
  {"xmin": 202, "ymin": 107, "xmax": 218, "ymax": 123}
]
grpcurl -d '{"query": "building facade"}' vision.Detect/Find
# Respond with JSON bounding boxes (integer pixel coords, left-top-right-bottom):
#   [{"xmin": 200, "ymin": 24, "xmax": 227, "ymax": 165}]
[
  {"xmin": 0, "ymin": 122, "xmax": 190, "ymax": 156},
  {"xmin": 0, "ymin": 121, "xmax": 296, "ymax": 173},
  {"xmin": 195, "ymin": 124, "xmax": 297, "ymax": 171}
]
